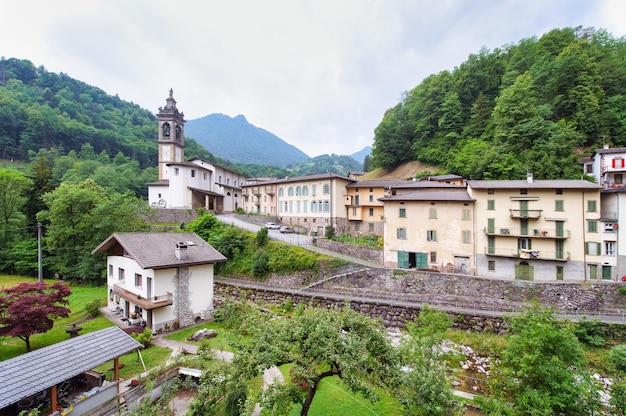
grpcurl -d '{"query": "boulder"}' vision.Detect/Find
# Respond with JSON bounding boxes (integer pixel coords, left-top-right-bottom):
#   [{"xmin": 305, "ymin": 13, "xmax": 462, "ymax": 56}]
[{"xmin": 190, "ymin": 328, "xmax": 217, "ymax": 341}]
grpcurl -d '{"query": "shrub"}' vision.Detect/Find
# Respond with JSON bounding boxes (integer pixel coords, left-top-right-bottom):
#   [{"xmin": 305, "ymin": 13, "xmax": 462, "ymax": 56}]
[
  {"xmin": 85, "ymin": 299, "xmax": 104, "ymax": 318},
  {"xmin": 234, "ymin": 207, "xmax": 245, "ymax": 215},
  {"xmin": 575, "ymin": 317, "xmax": 606, "ymax": 346},
  {"xmin": 609, "ymin": 345, "xmax": 626, "ymax": 371},
  {"xmin": 256, "ymin": 227, "xmax": 269, "ymax": 247},
  {"xmin": 620, "ymin": 287, "xmax": 626, "ymax": 296},
  {"xmin": 283, "ymin": 297, "xmax": 293, "ymax": 313},
  {"xmin": 324, "ymin": 225, "xmax": 336, "ymax": 240},
  {"xmin": 132, "ymin": 328, "xmax": 154, "ymax": 347},
  {"xmin": 253, "ymin": 251, "xmax": 269, "ymax": 278}
]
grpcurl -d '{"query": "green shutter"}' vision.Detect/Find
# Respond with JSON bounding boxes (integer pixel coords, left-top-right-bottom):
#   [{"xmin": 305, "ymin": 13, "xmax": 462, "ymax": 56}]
[
  {"xmin": 415, "ymin": 252, "xmax": 428, "ymax": 268},
  {"xmin": 397, "ymin": 251, "xmax": 409, "ymax": 268}
]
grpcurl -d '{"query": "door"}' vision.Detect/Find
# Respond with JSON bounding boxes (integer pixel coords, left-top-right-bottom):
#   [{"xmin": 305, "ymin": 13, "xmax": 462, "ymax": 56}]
[
  {"xmin": 603, "ymin": 265, "xmax": 612, "ymax": 280},
  {"xmin": 147, "ymin": 277, "xmax": 153, "ymax": 299},
  {"xmin": 397, "ymin": 251, "xmax": 409, "ymax": 268},
  {"xmin": 520, "ymin": 200, "xmax": 529, "ymax": 217},
  {"xmin": 454, "ymin": 256, "xmax": 470, "ymax": 273},
  {"xmin": 515, "ymin": 261, "xmax": 534, "ymax": 280},
  {"xmin": 415, "ymin": 252, "xmax": 428, "ymax": 268}
]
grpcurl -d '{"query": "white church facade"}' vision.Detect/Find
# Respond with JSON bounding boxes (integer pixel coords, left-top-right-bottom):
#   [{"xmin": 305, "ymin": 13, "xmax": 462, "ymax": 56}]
[{"xmin": 147, "ymin": 90, "xmax": 246, "ymax": 213}]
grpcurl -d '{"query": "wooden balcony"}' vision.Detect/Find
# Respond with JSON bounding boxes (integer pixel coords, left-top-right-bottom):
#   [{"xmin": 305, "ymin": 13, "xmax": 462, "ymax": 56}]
[{"xmin": 112, "ymin": 284, "xmax": 172, "ymax": 310}]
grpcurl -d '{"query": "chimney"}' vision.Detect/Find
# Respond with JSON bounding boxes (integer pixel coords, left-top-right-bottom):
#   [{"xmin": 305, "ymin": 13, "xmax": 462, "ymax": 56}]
[
  {"xmin": 527, "ymin": 172, "xmax": 533, "ymax": 183},
  {"xmin": 175, "ymin": 242, "xmax": 188, "ymax": 260}
]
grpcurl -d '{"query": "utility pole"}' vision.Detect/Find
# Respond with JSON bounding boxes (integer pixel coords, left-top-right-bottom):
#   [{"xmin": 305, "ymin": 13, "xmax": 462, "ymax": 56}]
[{"xmin": 38, "ymin": 222, "xmax": 43, "ymax": 282}]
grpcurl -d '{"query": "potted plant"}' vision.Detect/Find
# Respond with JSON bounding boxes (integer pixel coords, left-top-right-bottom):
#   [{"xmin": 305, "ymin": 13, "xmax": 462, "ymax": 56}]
[{"xmin": 130, "ymin": 312, "xmax": 138, "ymax": 319}]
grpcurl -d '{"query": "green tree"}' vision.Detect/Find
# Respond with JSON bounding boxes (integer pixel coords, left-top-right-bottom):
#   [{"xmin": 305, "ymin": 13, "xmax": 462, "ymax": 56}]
[
  {"xmin": 38, "ymin": 179, "xmax": 148, "ymax": 281},
  {"xmin": 190, "ymin": 304, "xmax": 402, "ymax": 416},
  {"xmin": 396, "ymin": 305, "xmax": 462, "ymax": 415},
  {"xmin": 478, "ymin": 305, "xmax": 602, "ymax": 415},
  {"xmin": 0, "ymin": 168, "xmax": 32, "ymax": 245}
]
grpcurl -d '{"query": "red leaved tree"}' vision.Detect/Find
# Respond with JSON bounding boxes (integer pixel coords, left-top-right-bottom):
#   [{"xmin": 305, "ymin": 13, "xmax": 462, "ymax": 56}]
[{"xmin": 0, "ymin": 281, "xmax": 71, "ymax": 352}]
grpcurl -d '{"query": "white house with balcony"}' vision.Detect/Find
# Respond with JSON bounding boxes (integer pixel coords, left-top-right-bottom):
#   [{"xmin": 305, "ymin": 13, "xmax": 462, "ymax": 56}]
[
  {"xmin": 584, "ymin": 145, "xmax": 626, "ymax": 278},
  {"xmin": 93, "ymin": 232, "xmax": 227, "ymax": 331}
]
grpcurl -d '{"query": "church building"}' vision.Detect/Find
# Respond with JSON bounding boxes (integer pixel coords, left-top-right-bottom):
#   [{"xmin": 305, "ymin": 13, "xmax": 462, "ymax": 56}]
[{"xmin": 147, "ymin": 90, "xmax": 246, "ymax": 213}]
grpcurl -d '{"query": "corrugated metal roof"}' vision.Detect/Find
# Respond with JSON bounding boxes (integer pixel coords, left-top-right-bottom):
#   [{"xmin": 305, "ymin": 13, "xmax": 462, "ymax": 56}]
[
  {"xmin": 92, "ymin": 232, "xmax": 227, "ymax": 270},
  {"xmin": 0, "ymin": 326, "xmax": 142, "ymax": 409}
]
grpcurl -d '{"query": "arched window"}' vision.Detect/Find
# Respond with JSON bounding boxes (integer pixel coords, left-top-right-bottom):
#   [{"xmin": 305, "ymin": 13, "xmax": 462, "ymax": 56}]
[{"xmin": 162, "ymin": 122, "xmax": 171, "ymax": 136}]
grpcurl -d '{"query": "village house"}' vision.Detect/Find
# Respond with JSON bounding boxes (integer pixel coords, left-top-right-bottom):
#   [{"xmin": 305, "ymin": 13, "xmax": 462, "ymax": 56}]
[
  {"xmin": 467, "ymin": 174, "xmax": 603, "ymax": 281},
  {"xmin": 92, "ymin": 232, "xmax": 226, "ymax": 332},
  {"xmin": 380, "ymin": 185, "xmax": 475, "ymax": 272},
  {"xmin": 242, "ymin": 173, "xmax": 354, "ymax": 236}
]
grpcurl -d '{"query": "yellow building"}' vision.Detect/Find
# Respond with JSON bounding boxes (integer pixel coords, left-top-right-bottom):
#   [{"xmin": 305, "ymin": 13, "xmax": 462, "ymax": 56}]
[
  {"xmin": 381, "ymin": 187, "xmax": 475, "ymax": 272},
  {"xmin": 467, "ymin": 176, "xmax": 602, "ymax": 281}
]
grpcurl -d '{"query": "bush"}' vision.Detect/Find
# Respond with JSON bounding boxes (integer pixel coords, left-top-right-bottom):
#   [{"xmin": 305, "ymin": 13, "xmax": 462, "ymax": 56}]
[
  {"xmin": 575, "ymin": 317, "xmax": 606, "ymax": 346},
  {"xmin": 133, "ymin": 328, "xmax": 154, "ymax": 347},
  {"xmin": 620, "ymin": 286, "xmax": 626, "ymax": 296},
  {"xmin": 325, "ymin": 225, "xmax": 336, "ymax": 240},
  {"xmin": 609, "ymin": 345, "xmax": 626, "ymax": 371},
  {"xmin": 85, "ymin": 298, "xmax": 104, "ymax": 318},
  {"xmin": 252, "ymin": 252, "xmax": 269, "ymax": 278},
  {"xmin": 256, "ymin": 227, "xmax": 268, "ymax": 247}
]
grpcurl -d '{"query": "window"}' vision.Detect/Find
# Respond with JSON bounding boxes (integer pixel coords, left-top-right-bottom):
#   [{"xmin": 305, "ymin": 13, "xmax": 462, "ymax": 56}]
[
  {"xmin": 427, "ymin": 230, "xmax": 437, "ymax": 241},
  {"xmin": 585, "ymin": 242, "xmax": 601, "ymax": 255},
  {"xmin": 288, "ymin": 187, "xmax": 294, "ymax": 196},
  {"xmin": 369, "ymin": 195, "xmax": 374, "ymax": 202},
  {"xmin": 174, "ymin": 168, "xmax": 179, "ymax": 176},
  {"xmin": 430, "ymin": 252, "xmax": 437, "ymax": 263},
  {"xmin": 587, "ymin": 200, "xmax": 597, "ymax": 212},
  {"xmin": 118, "ymin": 268, "xmax": 125, "ymax": 281},
  {"xmin": 556, "ymin": 188, "xmax": 563, "ymax": 195},
  {"xmin": 616, "ymin": 174, "xmax": 624, "ymax": 185},
  {"xmin": 191, "ymin": 169, "xmax": 195, "ymax": 178},
  {"xmin": 519, "ymin": 238, "xmax": 531, "ymax": 250},
  {"xmin": 323, "ymin": 184, "xmax": 330, "ymax": 194},
  {"xmin": 588, "ymin": 220, "xmax": 598, "ymax": 232},
  {"xmin": 369, "ymin": 187, "xmax": 373, "ymax": 192},
  {"xmin": 289, "ymin": 201, "xmax": 293, "ymax": 212},
  {"xmin": 311, "ymin": 201, "xmax": 317, "ymax": 212},
  {"xmin": 368, "ymin": 208, "xmax": 374, "ymax": 216},
  {"xmin": 135, "ymin": 273, "xmax": 142, "ymax": 287},
  {"xmin": 399, "ymin": 208, "xmax": 406, "ymax": 218},
  {"xmin": 108, "ymin": 264, "xmax": 113, "ymax": 278},
  {"xmin": 354, "ymin": 223, "xmax": 361, "ymax": 231},
  {"xmin": 463, "ymin": 231, "xmax": 471, "ymax": 244},
  {"xmin": 302, "ymin": 186, "xmax": 308, "ymax": 196},
  {"xmin": 488, "ymin": 260, "xmax": 495, "ymax": 271},
  {"xmin": 520, "ymin": 189, "xmax": 528, "ymax": 195},
  {"xmin": 397, "ymin": 228, "xmax": 407, "ymax": 239},
  {"xmin": 368, "ymin": 223, "xmax": 374, "ymax": 232},
  {"xmin": 295, "ymin": 186, "xmax": 301, "ymax": 196},
  {"xmin": 323, "ymin": 201, "xmax": 330, "ymax": 212},
  {"xmin": 555, "ymin": 200, "xmax": 564, "ymax": 211},
  {"xmin": 488, "ymin": 236, "xmax": 495, "ymax": 254},
  {"xmin": 613, "ymin": 157, "xmax": 625, "ymax": 168},
  {"xmin": 606, "ymin": 242, "xmax": 616, "ymax": 256},
  {"xmin": 278, "ymin": 188, "xmax": 284, "ymax": 197},
  {"xmin": 487, "ymin": 188, "xmax": 494, "ymax": 195},
  {"xmin": 429, "ymin": 207, "xmax": 437, "ymax": 219},
  {"xmin": 487, "ymin": 200, "xmax": 495, "ymax": 210},
  {"xmin": 312, "ymin": 185, "xmax": 317, "ymax": 195},
  {"xmin": 463, "ymin": 208, "xmax": 471, "ymax": 220}
]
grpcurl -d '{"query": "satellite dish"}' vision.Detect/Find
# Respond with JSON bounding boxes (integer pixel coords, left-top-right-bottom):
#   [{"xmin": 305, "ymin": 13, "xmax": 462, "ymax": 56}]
[{"xmin": 158, "ymin": 199, "xmax": 167, "ymax": 208}]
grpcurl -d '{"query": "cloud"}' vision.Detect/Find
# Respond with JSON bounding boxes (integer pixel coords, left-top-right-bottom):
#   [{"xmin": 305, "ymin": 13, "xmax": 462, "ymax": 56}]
[{"xmin": 2, "ymin": 0, "xmax": 625, "ymax": 157}]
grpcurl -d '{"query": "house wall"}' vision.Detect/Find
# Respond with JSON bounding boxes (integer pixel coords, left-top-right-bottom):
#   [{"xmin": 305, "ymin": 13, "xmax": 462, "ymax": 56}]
[
  {"xmin": 345, "ymin": 185, "xmax": 386, "ymax": 235},
  {"xmin": 468, "ymin": 185, "xmax": 603, "ymax": 281},
  {"xmin": 383, "ymin": 199, "xmax": 474, "ymax": 272}
]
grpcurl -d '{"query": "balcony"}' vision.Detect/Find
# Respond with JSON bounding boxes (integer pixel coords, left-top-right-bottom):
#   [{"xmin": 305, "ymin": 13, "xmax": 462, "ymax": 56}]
[
  {"xmin": 252, "ymin": 187, "xmax": 261, "ymax": 196},
  {"xmin": 485, "ymin": 227, "xmax": 570, "ymax": 239},
  {"xmin": 265, "ymin": 186, "xmax": 275, "ymax": 195},
  {"xmin": 509, "ymin": 209, "xmax": 542, "ymax": 219},
  {"xmin": 112, "ymin": 284, "xmax": 173, "ymax": 310},
  {"xmin": 484, "ymin": 247, "xmax": 570, "ymax": 261}
]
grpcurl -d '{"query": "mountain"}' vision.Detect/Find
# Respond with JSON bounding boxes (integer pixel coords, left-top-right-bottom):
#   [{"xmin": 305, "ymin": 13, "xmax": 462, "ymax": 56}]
[
  {"xmin": 350, "ymin": 146, "xmax": 372, "ymax": 164},
  {"xmin": 185, "ymin": 114, "xmax": 310, "ymax": 168}
]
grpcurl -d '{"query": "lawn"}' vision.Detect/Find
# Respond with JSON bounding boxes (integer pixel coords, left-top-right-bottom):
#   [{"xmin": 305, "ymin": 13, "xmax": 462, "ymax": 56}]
[{"xmin": 164, "ymin": 320, "xmax": 250, "ymax": 353}]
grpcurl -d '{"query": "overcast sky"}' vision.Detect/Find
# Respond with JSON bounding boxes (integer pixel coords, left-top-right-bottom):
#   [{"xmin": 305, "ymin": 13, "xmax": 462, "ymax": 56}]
[{"xmin": 2, "ymin": 1, "xmax": 625, "ymax": 158}]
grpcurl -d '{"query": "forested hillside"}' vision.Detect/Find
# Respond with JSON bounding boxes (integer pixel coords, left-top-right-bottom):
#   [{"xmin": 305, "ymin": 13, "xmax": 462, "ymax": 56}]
[{"xmin": 372, "ymin": 26, "xmax": 626, "ymax": 180}]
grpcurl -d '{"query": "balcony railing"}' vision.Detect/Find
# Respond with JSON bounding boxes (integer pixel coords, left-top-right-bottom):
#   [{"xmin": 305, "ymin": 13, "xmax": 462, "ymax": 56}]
[
  {"xmin": 112, "ymin": 284, "xmax": 173, "ymax": 310},
  {"xmin": 485, "ymin": 227, "xmax": 570, "ymax": 239},
  {"xmin": 509, "ymin": 209, "xmax": 542, "ymax": 219},
  {"xmin": 484, "ymin": 247, "xmax": 570, "ymax": 261}
]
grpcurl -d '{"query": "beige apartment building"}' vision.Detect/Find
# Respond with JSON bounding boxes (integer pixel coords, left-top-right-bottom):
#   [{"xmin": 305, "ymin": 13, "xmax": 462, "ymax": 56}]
[
  {"xmin": 467, "ymin": 175, "xmax": 602, "ymax": 281},
  {"xmin": 242, "ymin": 173, "xmax": 354, "ymax": 235},
  {"xmin": 381, "ymin": 187, "xmax": 475, "ymax": 273}
]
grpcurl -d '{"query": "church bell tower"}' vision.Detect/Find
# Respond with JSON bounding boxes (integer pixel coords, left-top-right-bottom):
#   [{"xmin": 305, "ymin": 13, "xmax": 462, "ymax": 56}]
[{"xmin": 157, "ymin": 89, "xmax": 185, "ymax": 180}]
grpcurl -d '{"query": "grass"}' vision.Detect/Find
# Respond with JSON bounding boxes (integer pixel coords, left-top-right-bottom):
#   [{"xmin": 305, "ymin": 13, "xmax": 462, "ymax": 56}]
[
  {"xmin": 164, "ymin": 320, "xmax": 251, "ymax": 353},
  {"xmin": 94, "ymin": 345, "xmax": 173, "ymax": 381}
]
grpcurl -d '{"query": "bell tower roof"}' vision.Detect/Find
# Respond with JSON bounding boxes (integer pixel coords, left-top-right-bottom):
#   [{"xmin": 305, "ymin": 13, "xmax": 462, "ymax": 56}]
[{"xmin": 158, "ymin": 88, "xmax": 184, "ymax": 119}]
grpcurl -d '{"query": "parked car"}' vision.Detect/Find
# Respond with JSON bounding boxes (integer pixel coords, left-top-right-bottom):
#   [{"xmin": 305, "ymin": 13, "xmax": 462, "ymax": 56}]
[
  {"xmin": 264, "ymin": 222, "xmax": 280, "ymax": 229},
  {"xmin": 280, "ymin": 226, "xmax": 295, "ymax": 234}
]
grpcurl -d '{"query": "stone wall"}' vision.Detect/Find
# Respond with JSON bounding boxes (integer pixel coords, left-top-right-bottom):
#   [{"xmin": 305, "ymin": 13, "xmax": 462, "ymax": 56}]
[
  {"xmin": 213, "ymin": 282, "xmax": 507, "ymax": 332},
  {"xmin": 314, "ymin": 239, "xmax": 384, "ymax": 264},
  {"xmin": 146, "ymin": 208, "xmax": 199, "ymax": 225}
]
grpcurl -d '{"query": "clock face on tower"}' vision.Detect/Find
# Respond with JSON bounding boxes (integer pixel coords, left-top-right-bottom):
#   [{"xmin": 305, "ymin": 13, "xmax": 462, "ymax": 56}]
[{"xmin": 162, "ymin": 145, "xmax": 171, "ymax": 161}]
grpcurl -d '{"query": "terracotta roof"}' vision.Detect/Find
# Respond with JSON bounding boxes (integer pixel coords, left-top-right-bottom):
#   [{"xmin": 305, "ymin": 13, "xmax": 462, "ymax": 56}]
[
  {"xmin": 380, "ymin": 189, "xmax": 473, "ymax": 202},
  {"xmin": 466, "ymin": 179, "xmax": 600, "ymax": 190},
  {"xmin": 0, "ymin": 326, "xmax": 142, "ymax": 409},
  {"xmin": 92, "ymin": 232, "xmax": 227, "ymax": 269}
]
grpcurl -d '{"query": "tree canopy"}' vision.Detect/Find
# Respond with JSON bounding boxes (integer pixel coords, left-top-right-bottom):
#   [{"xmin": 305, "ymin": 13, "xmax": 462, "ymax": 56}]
[
  {"xmin": 0, "ymin": 281, "xmax": 71, "ymax": 352},
  {"xmin": 372, "ymin": 27, "xmax": 626, "ymax": 179}
]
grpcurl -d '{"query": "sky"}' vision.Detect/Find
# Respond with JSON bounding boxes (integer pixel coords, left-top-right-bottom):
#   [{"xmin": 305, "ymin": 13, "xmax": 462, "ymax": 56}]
[{"xmin": 2, "ymin": 1, "xmax": 626, "ymax": 158}]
